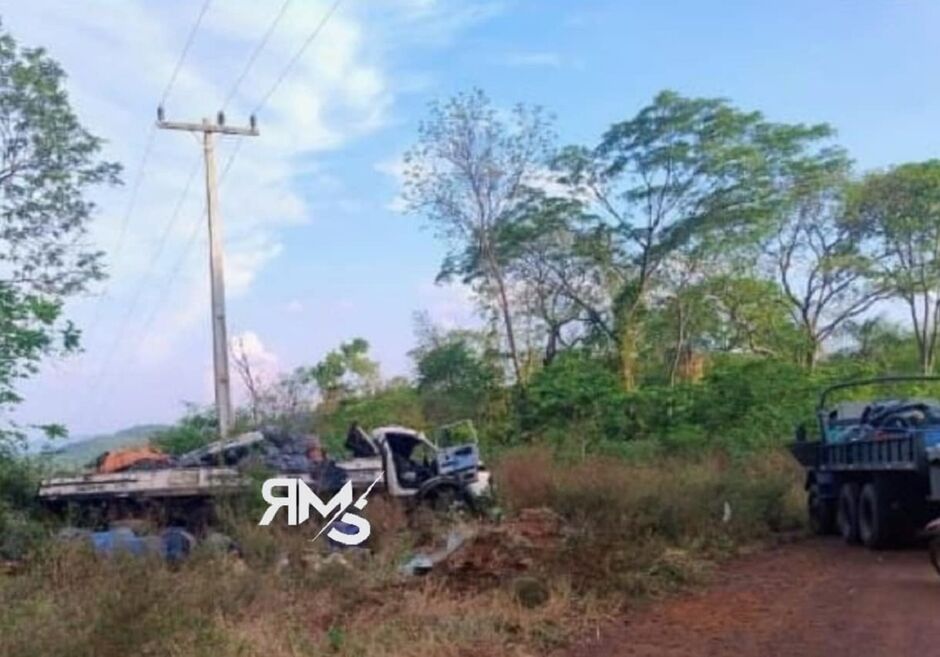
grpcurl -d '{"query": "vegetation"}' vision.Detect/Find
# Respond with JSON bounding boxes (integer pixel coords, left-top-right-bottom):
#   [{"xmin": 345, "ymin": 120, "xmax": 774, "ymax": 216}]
[
  {"xmin": 0, "ymin": 25, "xmax": 120, "ymax": 447},
  {"xmin": 4, "ymin": 20, "xmax": 940, "ymax": 656},
  {"xmin": 0, "ymin": 24, "xmax": 118, "ymax": 560},
  {"xmin": 0, "ymin": 450, "xmax": 802, "ymax": 657}
]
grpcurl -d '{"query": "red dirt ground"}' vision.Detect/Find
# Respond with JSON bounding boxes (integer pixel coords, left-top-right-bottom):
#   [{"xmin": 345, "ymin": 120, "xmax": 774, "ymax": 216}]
[{"xmin": 563, "ymin": 538, "xmax": 940, "ymax": 657}]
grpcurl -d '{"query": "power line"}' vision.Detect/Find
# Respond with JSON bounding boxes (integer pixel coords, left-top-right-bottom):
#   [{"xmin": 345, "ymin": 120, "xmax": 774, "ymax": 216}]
[
  {"xmin": 159, "ymin": 0, "xmax": 213, "ymax": 107},
  {"xmin": 133, "ymin": 0, "xmax": 346, "ymax": 347},
  {"xmin": 115, "ymin": 0, "xmax": 213, "ymax": 260},
  {"xmin": 222, "ymin": 0, "xmax": 294, "ymax": 109},
  {"xmin": 80, "ymin": 144, "xmax": 241, "ymax": 427},
  {"xmin": 68, "ymin": 0, "xmax": 214, "ymax": 425},
  {"xmin": 136, "ymin": 145, "xmax": 245, "ymax": 351},
  {"xmin": 253, "ymin": 0, "xmax": 344, "ymax": 113},
  {"xmin": 76, "ymin": 158, "xmax": 202, "ymax": 422},
  {"xmin": 78, "ymin": 0, "xmax": 347, "ymax": 430},
  {"xmin": 83, "ymin": 0, "xmax": 213, "ymax": 339}
]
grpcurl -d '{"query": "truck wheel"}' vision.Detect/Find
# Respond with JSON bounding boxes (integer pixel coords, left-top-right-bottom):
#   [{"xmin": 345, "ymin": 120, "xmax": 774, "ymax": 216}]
[
  {"xmin": 808, "ymin": 483, "xmax": 835, "ymax": 535},
  {"xmin": 858, "ymin": 482, "xmax": 890, "ymax": 549},
  {"xmin": 837, "ymin": 482, "xmax": 861, "ymax": 545},
  {"xmin": 421, "ymin": 483, "xmax": 475, "ymax": 515},
  {"xmin": 930, "ymin": 537, "xmax": 940, "ymax": 577}
]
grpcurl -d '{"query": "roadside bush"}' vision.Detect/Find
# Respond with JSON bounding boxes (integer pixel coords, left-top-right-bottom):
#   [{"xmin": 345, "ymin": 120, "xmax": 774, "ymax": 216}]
[
  {"xmin": 0, "ymin": 455, "xmax": 47, "ymax": 560},
  {"xmin": 150, "ymin": 407, "xmax": 217, "ymax": 455},
  {"xmin": 520, "ymin": 352, "xmax": 629, "ymax": 455},
  {"xmin": 314, "ymin": 385, "xmax": 427, "ymax": 453},
  {"xmin": 494, "ymin": 446, "xmax": 804, "ymax": 595}
]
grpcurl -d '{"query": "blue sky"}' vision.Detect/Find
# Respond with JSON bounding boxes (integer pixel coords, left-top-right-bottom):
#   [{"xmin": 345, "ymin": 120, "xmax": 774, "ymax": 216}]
[{"xmin": 5, "ymin": 0, "xmax": 940, "ymax": 436}]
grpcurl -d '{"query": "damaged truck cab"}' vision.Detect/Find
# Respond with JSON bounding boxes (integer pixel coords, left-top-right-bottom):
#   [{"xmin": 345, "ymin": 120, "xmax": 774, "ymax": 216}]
[
  {"xmin": 38, "ymin": 422, "xmax": 491, "ymax": 527},
  {"xmin": 341, "ymin": 423, "xmax": 490, "ymax": 508}
]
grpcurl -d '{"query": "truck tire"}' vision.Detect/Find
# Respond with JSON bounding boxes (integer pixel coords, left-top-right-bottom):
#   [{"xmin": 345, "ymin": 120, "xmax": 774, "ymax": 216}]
[
  {"xmin": 930, "ymin": 537, "xmax": 940, "ymax": 577},
  {"xmin": 808, "ymin": 483, "xmax": 836, "ymax": 535},
  {"xmin": 837, "ymin": 482, "xmax": 861, "ymax": 545},
  {"xmin": 419, "ymin": 481, "xmax": 475, "ymax": 514},
  {"xmin": 857, "ymin": 481, "xmax": 890, "ymax": 549}
]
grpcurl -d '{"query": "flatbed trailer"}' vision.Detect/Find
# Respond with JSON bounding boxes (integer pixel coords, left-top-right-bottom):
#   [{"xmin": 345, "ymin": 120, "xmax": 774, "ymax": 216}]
[
  {"xmin": 791, "ymin": 377, "xmax": 940, "ymax": 548},
  {"xmin": 38, "ymin": 425, "xmax": 491, "ymax": 528}
]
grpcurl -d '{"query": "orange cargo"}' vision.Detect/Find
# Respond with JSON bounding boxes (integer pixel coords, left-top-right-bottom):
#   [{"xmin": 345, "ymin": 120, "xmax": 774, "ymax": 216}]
[{"xmin": 96, "ymin": 446, "xmax": 170, "ymax": 474}]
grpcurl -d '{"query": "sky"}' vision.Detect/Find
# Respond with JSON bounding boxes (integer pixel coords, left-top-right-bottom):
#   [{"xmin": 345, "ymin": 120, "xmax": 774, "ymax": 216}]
[{"xmin": 5, "ymin": 0, "xmax": 940, "ymax": 437}]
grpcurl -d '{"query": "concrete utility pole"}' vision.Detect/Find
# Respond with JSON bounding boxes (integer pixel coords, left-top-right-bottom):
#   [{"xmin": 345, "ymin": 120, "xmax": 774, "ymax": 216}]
[{"xmin": 156, "ymin": 108, "xmax": 259, "ymax": 438}]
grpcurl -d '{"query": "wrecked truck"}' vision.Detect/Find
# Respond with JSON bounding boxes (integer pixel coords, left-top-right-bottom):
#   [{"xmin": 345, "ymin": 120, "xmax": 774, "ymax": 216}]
[{"xmin": 38, "ymin": 422, "xmax": 491, "ymax": 527}]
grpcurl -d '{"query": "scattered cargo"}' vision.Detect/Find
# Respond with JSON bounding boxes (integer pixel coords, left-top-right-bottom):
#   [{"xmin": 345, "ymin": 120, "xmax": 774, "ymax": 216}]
[
  {"xmin": 57, "ymin": 526, "xmax": 197, "ymax": 561},
  {"xmin": 38, "ymin": 422, "xmax": 491, "ymax": 528}
]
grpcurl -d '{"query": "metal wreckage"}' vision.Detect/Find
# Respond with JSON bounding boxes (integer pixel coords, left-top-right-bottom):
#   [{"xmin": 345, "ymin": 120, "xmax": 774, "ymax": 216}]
[{"xmin": 38, "ymin": 421, "xmax": 492, "ymax": 557}]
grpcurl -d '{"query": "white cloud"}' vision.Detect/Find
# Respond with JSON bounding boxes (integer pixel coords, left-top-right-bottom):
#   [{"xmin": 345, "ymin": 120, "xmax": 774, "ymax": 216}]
[
  {"xmin": 4, "ymin": 0, "xmax": 503, "ymax": 433},
  {"xmin": 1, "ymin": 0, "xmax": 394, "ymax": 362},
  {"xmin": 286, "ymin": 299, "xmax": 304, "ymax": 314},
  {"xmin": 417, "ymin": 282, "xmax": 480, "ymax": 330},
  {"xmin": 229, "ymin": 330, "xmax": 280, "ymax": 406},
  {"xmin": 374, "ymin": 155, "xmax": 409, "ymax": 213},
  {"xmin": 374, "ymin": 156, "xmax": 407, "ymax": 181},
  {"xmin": 231, "ymin": 330, "xmax": 279, "ymax": 371}
]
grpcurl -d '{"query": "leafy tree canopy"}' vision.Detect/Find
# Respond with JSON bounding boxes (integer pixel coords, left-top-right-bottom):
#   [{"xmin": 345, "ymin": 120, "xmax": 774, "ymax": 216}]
[{"xmin": 0, "ymin": 26, "xmax": 120, "ymax": 445}]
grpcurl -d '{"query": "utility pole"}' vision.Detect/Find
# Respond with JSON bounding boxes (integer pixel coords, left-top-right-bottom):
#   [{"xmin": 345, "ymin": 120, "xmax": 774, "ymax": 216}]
[{"xmin": 156, "ymin": 108, "xmax": 259, "ymax": 438}]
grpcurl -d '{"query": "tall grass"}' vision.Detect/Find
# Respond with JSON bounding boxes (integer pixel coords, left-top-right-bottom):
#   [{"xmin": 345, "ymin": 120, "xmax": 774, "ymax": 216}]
[
  {"xmin": 495, "ymin": 447, "xmax": 805, "ymax": 596},
  {"xmin": 0, "ymin": 448, "xmax": 805, "ymax": 656}
]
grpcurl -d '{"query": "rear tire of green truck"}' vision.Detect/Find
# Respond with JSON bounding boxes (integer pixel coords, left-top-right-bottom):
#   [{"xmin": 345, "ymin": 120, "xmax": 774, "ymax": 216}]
[
  {"xmin": 837, "ymin": 482, "xmax": 861, "ymax": 545},
  {"xmin": 808, "ymin": 484, "xmax": 836, "ymax": 535},
  {"xmin": 858, "ymin": 482, "xmax": 890, "ymax": 549}
]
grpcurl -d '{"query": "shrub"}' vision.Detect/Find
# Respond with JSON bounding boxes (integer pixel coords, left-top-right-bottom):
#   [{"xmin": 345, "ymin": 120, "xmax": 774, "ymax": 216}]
[{"xmin": 494, "ymin": 446, "xmax": 804, "ymax": 595}]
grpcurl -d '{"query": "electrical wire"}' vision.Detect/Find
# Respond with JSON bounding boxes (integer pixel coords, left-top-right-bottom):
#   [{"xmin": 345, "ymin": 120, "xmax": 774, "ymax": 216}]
[
  {"xmin": 159, "ymin": 0, "xmax": 213, "ymax": 107},
  {"xmin": 253, "ymin": 0, "xmax": 344, "ymax": 114},
  {"xmin": 222, "ymin": 0, "xmax": 294, "ymax": 109},
  {"xmin": 78, "ymin": 0, "xmax": 347, "ymax": 430}
]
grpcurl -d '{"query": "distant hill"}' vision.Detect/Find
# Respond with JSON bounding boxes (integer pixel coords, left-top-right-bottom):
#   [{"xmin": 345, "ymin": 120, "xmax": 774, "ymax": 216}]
[{"xmin": 43, "ymin": 424, "xmax": 170, "ymax": 469}]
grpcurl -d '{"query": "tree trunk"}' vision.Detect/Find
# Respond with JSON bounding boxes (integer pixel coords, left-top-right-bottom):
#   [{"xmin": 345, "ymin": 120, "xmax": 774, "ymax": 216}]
[
  {"xmin": 484, "ymin": 247, "xmax": 524, "ymax": 386},
  {"xmin": 804, "ymin": 335, "xmax": 820, "ymax": 372},
  {"xmin": 618, "ymin": 307, "xmax": 643, "ymax": 392},
  {"xmin": 669, "ymin": 300, "xmax": 686, "ymax": 387}
]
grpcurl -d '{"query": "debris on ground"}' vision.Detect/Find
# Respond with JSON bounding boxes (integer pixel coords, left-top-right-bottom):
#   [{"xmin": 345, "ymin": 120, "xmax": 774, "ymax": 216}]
[
  {"xmin": 397, "ymin": 507, "xmax": 565, "ymax": 586},
  {"xmin": 441, "ymin": 507, "xmax": 564, "ymax": 588},
  {"xmin": 57, "ymin": 526, "xmax": 211, "ymax": 562},
  {"xmin": 400, "ymin": 526, "xmax": 475, "ymax": 576},
  {"xmin": 95, "ymin": 446, "xmax": 171, "ymax": 473}
]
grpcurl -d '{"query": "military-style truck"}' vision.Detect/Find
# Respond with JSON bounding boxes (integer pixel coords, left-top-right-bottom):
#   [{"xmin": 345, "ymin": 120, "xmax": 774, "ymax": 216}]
[{"xmin": 791, "ymin": 377, "xmax": 940, "ymax": 550}]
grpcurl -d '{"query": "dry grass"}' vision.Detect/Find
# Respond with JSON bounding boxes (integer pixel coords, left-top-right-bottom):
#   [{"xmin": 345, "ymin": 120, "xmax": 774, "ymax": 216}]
[
  {"xmin": 0, "ymin": 448, "xmax": 804, "ymax": 656},
  {"xmin": 0, "ymin": 540, "xmax": 602, "ymax": 657},
  {"xmin": 495, "ymin": 447, "xmax": 805, "ymax": 596}
]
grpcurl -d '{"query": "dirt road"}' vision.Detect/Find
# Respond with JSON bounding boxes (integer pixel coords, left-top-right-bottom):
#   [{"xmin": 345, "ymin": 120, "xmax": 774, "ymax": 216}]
[{"xmin": 565, "ymin": 538, "xmax": 940, "ymax": 657}]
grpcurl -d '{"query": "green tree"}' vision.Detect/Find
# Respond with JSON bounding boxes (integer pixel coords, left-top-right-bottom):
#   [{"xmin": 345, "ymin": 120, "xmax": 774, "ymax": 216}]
[
  {"xmin": 0, "ymin": 26, "xmax": 121, "ymax": 444},
  {"xmin": 151, "ymin": 405, "xmax": 218, "ymax": 456},
  {"xmin": 849, "ymin": 161, "xmax": 940, "ymax": 373},
  {"xmin": 497, "ymin": 194, "xmax": 619, "ymax": 365},
  {"xmin": 521, "ymin": 351, "xmax": 627, "ymax": 457},
  {"xmin": 764, "ymin": 155, "xmax": 887, "ymax": 369},
  {"xmin": 311, "ymin": 338, "xmax": 380, "ymax": 407},
  {"xmin": 410, "ymin": 318, "xmax": 501, "ymax": 423},
  {"xmin": 404, "ymin": 89, "xmax": 554, "ymax": 385},
  {"xmin": 555, "ymin": 91, "xmax": 835, "ymax": 389},
  {"xmin": 835, "ymin": 317, "xmax": 919, "ymax": 373}
]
